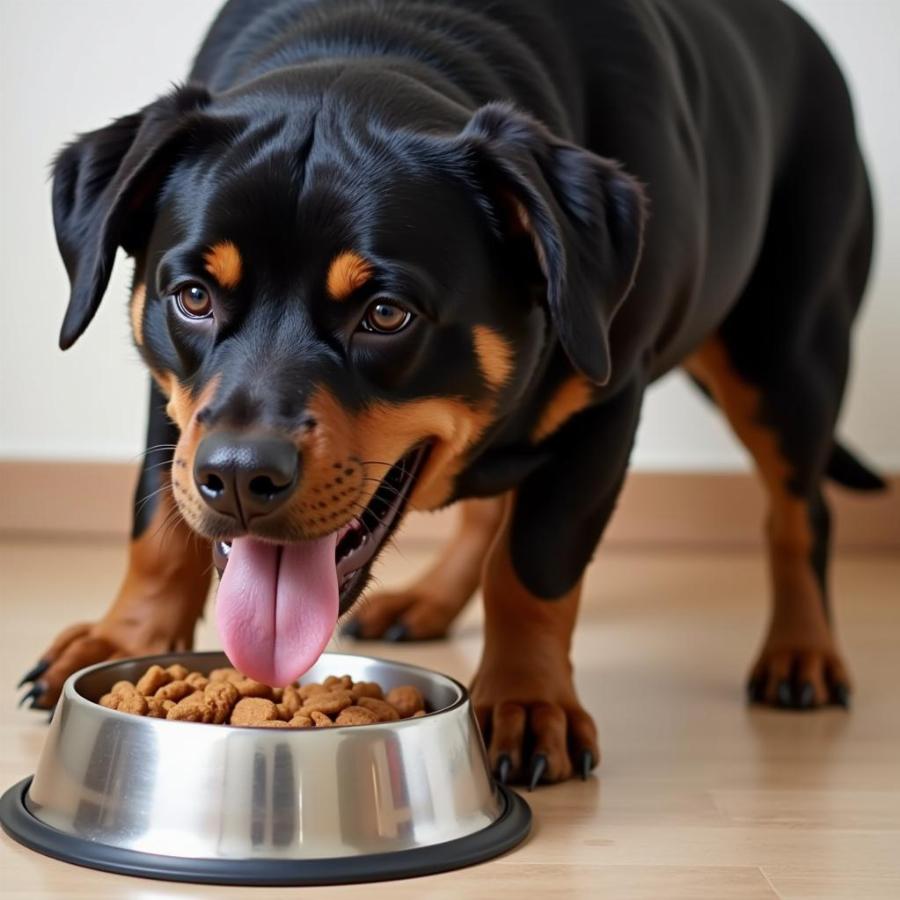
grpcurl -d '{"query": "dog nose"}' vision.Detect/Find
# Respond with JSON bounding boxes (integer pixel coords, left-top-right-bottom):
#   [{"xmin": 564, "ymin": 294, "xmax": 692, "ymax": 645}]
[{"xmin": 193, "ymin": 432, "xmax": 300, "ymax": 522}]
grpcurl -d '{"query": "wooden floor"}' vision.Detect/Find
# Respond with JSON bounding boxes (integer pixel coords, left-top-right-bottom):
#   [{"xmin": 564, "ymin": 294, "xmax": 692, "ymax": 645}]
[{"xmin": 1, "ymin": 534, "xmax": 898, "ymax": 899}]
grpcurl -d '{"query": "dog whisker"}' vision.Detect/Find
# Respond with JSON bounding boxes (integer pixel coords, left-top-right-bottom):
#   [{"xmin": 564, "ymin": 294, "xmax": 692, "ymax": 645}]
[{"xmin": 133, "ymin": 483, "xmax": 173, "ymax": 519}]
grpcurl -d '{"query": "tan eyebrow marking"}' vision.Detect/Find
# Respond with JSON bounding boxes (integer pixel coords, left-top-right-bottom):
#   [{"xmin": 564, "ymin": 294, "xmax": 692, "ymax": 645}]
[
  {"xmin": 203, "ymin": 241, "xmax": 243, "ymax": 290},
  {"xmin": 472, "ymin": 325, "xmax": 515, "ymax": 390},
  {"xmin": 326, "ymin": 250, "xmax": 374, "ymax": 301}
]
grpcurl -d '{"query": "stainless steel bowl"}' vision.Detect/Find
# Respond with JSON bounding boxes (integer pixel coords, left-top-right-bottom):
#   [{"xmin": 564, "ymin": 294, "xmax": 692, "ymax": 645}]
[{"xmin": 1, "ymin": 651, "xmax": 530, "ymax": 885}]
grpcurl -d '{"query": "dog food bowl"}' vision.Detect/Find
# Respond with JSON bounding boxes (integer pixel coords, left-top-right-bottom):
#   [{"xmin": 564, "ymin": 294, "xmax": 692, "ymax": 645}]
[{"xmin": 1, "ymin": 651, "xmax": 530, "ymax": 885}]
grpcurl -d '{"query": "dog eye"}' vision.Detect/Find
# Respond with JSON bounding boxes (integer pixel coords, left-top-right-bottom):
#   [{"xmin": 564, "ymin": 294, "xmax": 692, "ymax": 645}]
[
  {"xmin": 360, "ymin": 299, "xmax": 413, "ymax": 334},
  {"xmin": 173, "ymin": 283, "xmax": 213, "ymax": 319}
]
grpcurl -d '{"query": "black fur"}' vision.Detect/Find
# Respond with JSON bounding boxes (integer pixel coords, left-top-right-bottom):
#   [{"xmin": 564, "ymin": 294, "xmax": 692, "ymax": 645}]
[{"xmin": 52, "ymin": 0, "xmax": 879, "ymax": 604}]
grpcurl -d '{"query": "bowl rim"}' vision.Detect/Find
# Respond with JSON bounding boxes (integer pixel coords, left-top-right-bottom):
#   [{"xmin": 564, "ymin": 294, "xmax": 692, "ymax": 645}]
[{"xmin": 64, "ymin": 649, "xmax": 469, "ymax": 732}]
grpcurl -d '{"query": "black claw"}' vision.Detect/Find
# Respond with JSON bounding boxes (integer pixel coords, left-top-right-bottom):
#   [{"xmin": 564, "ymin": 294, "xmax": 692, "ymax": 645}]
[
  {"xmin": 495, "ymin": 754, "xmax": 512, "ymax": 786},
  {"xmin": 797, "ymin": 682, "xmax": 815, "ymax": 710},
  {"xmin": 746, "ymin": 678, "xmax": 766, "ymax": 705},
  {"xmin": 383, "ymin": 623, "xmax": 409, "ymax": 643},
  {"xmin": 18, "ymin": 682, "xmax": 46, "ymax": 710},
  {"xmin": 832, "ymin": 683, "xmax": 851, "ymax": 709},
  {"xmin": 776, "ymin": 679, "xmax": 793, "ymax": 708},
  {"xmin": 17, "ymin": 659, "xmax": 49, "ymax": 689},
  {"xmin": 528, "ymin": 754, "xmax": 548, "ymax": 791},
  {"xmin": 339, "ymin": 619, "xmax": 362, "ymax": 639},
  {"xmin": 579, "ymin": 749, "xmax": 595, "ymax": 781}
]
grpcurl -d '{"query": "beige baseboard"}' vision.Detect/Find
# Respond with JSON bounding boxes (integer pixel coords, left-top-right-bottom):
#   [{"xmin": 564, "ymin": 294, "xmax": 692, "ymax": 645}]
[{"xmin": 0, "ymin": 460, "xmax": 896, "ymax": 550}]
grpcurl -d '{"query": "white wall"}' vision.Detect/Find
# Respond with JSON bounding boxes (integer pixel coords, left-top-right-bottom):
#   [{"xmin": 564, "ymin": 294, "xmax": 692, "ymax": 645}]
[{"xmin": 1, "ymin": 0, "xmax": 897, "ymax": 468}]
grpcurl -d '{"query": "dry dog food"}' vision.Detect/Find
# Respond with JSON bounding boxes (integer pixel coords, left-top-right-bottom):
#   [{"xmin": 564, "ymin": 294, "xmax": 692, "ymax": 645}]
[{"xmin": 98, "ymin": 663, "xmax": 427, "ymax": 728}]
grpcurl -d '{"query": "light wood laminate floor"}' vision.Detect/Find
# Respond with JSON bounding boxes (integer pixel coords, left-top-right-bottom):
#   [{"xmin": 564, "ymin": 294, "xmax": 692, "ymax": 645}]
[{"xmin": 2, "ymin": 535, "xmax": 898, "ymax": 899}]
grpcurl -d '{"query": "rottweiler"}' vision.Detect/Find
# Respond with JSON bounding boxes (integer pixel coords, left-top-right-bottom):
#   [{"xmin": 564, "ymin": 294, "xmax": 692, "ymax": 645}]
[{"xmin": 19, "ymin": 0, "xmax": 884, "ymax": 787}]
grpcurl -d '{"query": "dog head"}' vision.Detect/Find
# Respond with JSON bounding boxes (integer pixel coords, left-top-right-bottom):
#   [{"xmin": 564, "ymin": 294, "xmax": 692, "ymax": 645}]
[{"xmin": 52, "ymin": 69, "xmax": 645, "ymax": 683}]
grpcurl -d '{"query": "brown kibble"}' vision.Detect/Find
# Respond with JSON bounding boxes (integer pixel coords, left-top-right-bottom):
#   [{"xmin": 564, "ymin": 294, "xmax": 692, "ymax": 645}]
[
  {"xmin": 204, "ymin": 680, "xmax": 239, "ymax": 705},
  {"xmin": 96, "ymin": 664, "xmax": 428, "ymax": 729},
  {"xmin": 357, "ymin": 696, "xmax": 400, "ymax": 722},
  {"xmin": 106, "ymin": 682, "xmax": 147, "ymax": 716},
  {"xmin": 154, "ymin": 680, "xmax": 195, "ymax": 703},
  {"xmin": 230, "ymin": 697, "xmax": 279, "ymax": 726},
  {"xmin": 350, "ymin": 681, "xmax": 384, "ymax": 701},
  {"xmin": 279, "ymin": 685, "xmax": 302, "ymax": 715},
  {"xmin": 234, "ymin": 678, "xmax": 273, "ymax": 699},
  {"xmin": 135, "ymin": 665, "xmax": 171, "ymax": 696},
  {"xmin": 118, "ymin": 693, "xmax": 149, "ymax": 716},
  {"xmin": 299, "ymin": 690, "xmax": 352, "ymax": 717},
  {"xmin": 336, "ymin": 705, "xmax": 379, "ymax": 726},
  {"xmin": 185, "ymin": 672, "xmax": 209, "ymax": 690},
  {"xmin": 204, "ymin": 681, "xmax": 240, "ymax": 723},
  {"xmin": 100, "ymin": 688, "xmax": 147, "ymax": 715},
  {"xmin": 166, "ymin": 664, "xmax": 190, "ymax": 681},
  {"xmin": 299, "ymin": 682, "xmax": 329, "ymax": 700},
  {"xmin": 386, "ymin": 685, "xmax": 425, "ymax": 718},
  {"xmin": 167, "ymin": 692, "xmax": 213, "ymax": 722},
  {"xmin": 209, "ymin": 667, "xmax": 240, "ymax": 682},
  {"xmin": 146, "ymin": 697, "xmax": 171, "ymax": 718},
  {"xmin": 167, "ymin": 705, "xmax": 204, "ymax": 722}
]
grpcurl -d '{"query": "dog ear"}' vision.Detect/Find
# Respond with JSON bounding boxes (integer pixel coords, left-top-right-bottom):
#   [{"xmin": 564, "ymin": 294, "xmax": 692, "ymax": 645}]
[
  {"xmin": 51, "ymin": 84, "xmax": 212, "ymax": 349},
  {"xmin": 459, "ymin": 103, "xmax": 646, "ymax": 385}
]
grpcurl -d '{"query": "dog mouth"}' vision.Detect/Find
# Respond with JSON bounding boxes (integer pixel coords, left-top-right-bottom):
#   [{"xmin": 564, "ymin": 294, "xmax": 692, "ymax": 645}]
[
  {"xmin": 334, "ymin": 443, "xmax": 430, "ymax": 603},
  {"xmin": 211, "ymin": 444, "xmax": 429, "ymax": 685},
  {"xmin": 212, "ymin": 444, "xmax": 428, "ymax": 598}
]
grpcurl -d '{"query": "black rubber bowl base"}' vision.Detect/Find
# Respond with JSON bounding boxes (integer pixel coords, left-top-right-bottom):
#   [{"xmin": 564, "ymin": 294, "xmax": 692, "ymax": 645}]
[{"xmin": 1, "ymin": 777, "xmax": 531, "ymax": 886}]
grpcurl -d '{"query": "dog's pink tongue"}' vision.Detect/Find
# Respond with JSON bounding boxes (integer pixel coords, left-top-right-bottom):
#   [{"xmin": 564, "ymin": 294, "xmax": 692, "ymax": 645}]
[{"xmin": 215, "ymin": 535, "xmax": 338, "ymax": 686}]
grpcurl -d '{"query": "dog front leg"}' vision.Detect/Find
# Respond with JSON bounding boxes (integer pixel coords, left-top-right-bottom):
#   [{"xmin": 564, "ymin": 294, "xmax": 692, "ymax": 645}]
[
  {"xmin": 472, "ymin": 379, "xmax": 642, "ymax": 786},
  {"xmin": 17, "ymin": 380, "xmax": 212, "ymax": 709}
]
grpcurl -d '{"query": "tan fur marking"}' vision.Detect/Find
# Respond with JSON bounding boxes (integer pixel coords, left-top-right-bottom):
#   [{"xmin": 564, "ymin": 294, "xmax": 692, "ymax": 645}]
[
  {"xmin": 203, "ymin": 241, "xmax": 243, "ymax": 290},
  {"xmin": 169, "ymin": 377, "xmax": 222, "ymax": 533},
  {"xmin": 472, "ymin": 326, "xmax": 514, "ymax": 390},
  {"xmin": 531, "ymin": 376, "xmax": 594, "ymax": 442},
  {"xmin": 166, "ymin": 382, "xmax": 196, "ymax": 432},
  {"xmin": 151, "ymin": 370, "xmax": 175, "ymax": 399},
  {"xmin": 326, "ymin": 251, "xmax": 373, "ymax": 301},
  {"xmin": 684, "ymin": 338, "xmax": 835, "ymax": 688},
  {"xmin": 684, "ymin": 339, "xmax": 798, "ymax": 540},
  {"xmin": 130, "ymin": 284, "xmax": 146, "ymax": 346},
  {"xmin": 305, "ymin": 387, "xmax": 494, "ymax": 517}
]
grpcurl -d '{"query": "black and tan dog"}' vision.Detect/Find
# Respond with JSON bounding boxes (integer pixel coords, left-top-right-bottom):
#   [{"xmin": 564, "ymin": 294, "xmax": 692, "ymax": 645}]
[{"xmin": 19, "ymin": 0, "xmax": 884, "ymax": 786}]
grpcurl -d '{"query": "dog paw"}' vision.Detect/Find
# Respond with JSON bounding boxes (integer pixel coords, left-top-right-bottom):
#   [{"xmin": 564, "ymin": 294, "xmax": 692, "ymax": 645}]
[
  {"xmin": 747, "ymin": 643, "xmax": 851, "ymax": 710},
  {"xmin": 16, "ymin": 620, "xmax": 192, "ymax": 711},
  {"xmin": 341, "ymin": 588, "xmax": 462, "ymax": 642},
  {"xmin": 471, "ymin": 670, "xmax": 599, "ymax": 788}
]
